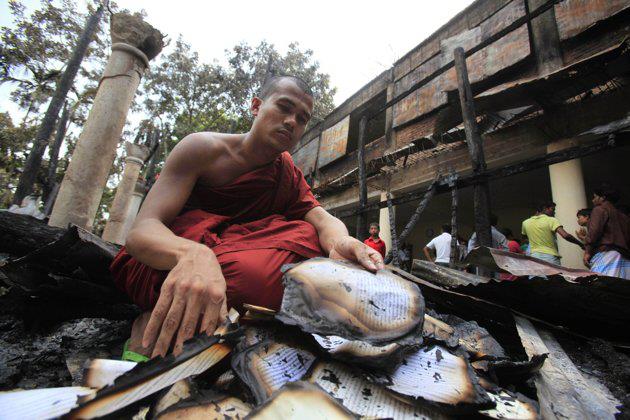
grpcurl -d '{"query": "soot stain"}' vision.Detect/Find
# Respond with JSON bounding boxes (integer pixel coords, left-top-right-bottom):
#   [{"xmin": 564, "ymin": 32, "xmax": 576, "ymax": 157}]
[
  {"xmin": 435, "ymin": 349, "xmax": 443, "ymax": 363},
  {"xmin": 321, "ymin": 369, "xmax": 341, "ymax": 386}
]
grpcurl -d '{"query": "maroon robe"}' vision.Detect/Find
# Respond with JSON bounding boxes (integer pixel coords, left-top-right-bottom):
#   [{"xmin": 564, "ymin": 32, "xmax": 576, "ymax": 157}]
[{"xmin": 110, "ymin": 152, "xmax": 323, "ymax": 312}]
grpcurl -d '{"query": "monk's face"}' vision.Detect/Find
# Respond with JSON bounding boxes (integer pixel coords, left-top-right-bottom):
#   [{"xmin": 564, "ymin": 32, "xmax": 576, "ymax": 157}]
[{"xmin": 251, "ymin": 79, "xmax": 313, "ymax": 153}]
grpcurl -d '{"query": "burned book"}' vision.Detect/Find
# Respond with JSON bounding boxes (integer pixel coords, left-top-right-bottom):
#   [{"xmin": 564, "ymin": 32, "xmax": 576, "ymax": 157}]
[
  {"xmin": 422, "ymin": 313, "xmax": 459, "ymax": 348},
  {"xmin": 427, "ymin": 311, "xmax": 507, "ymax": 361},
  {"xmin": 152, "ymin": 379, "xmax": 196, "ymax": 416},
  {"xmin": 0, "ymin": 386, "xmax": 95, "ymax": 420},
  {"xmin": 156, "ymin": 389, "xmax": 252, "ymax": 420},
  {"xmin": 246, "ymin": 381, "xmax": 356, "ymax": 420},
  {"xmin": 311, "ymin": 333, "xmax": 413, "ymax": 370},
  {"xmin": 308, "ymin": 360, "xmax": 444, "ymax": 419},
  {"xmin": 231, "ymin": 339, "xmax": 317, "ymax": 404},
  {"xmin": 480, "ymin": 389, "xmax": 540, "ymax": 420},
  {"xmin": 66, "ymin": 310, "xmax": 239, "ymax": 419},
  {"xmin": 276, "ymin": 258, "xmax": 425, "ymax": 345},
  {"xmin": 367, "ymin": 345, "xmax": 494, "ymax": 413},
  {"xmin": 83, "ymin": 358, "xmax": 137, "ymax": 389}
]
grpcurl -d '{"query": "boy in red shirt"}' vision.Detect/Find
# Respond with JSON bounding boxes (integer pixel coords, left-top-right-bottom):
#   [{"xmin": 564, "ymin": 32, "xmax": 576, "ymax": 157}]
[{"xmin": 364, "ymin": 222, "xmax": 386, "ymax": 258}]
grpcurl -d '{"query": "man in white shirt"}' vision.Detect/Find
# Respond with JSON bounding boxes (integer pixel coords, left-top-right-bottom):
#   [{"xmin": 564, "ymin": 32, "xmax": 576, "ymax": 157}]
[
  {"xmin": 467, "ymin": 214, "xmax": 508, "ymax": 252},
  {"xmin": 423, "ymin": 224, "xmax": 453, "ymax": 267}
]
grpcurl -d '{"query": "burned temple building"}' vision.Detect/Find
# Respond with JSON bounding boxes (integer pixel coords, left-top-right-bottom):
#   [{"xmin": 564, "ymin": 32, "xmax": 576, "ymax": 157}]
[{"xmin": 291, "ymin": 0, "xmax": 630, "ymax": 269}]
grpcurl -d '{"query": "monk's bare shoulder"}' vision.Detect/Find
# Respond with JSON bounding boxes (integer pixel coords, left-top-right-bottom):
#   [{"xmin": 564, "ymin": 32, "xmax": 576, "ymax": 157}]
[{"xmin": 167, "ymin": 132, "xmax": 244, "ymax": 185}]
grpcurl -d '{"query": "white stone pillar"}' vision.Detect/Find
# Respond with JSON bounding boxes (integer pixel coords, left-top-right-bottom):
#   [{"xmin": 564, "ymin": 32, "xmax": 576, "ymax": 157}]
[
  {"xmin": 379, "ymin": 191, "xmax": 393, "ymax": 253},
  {"xmin": 548, "ymin": 139, "xmax": 587, "ymax": 269},
  {"xmin": 102, "ymin": 143, "xmax": 149, "ymax": 244},
  {"xmin": 49, "ymin": 14, "xmax": 162, "ymax": 230},
  {"xmin": 120, "ymin": 181, "xmax": 147, "ymax": 244}
]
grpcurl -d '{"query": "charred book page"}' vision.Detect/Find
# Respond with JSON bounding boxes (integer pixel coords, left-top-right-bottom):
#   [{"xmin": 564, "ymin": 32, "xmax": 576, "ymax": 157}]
[{"xmin": 277, "ymin": 258, "xmax": 425, "ymax": 344}]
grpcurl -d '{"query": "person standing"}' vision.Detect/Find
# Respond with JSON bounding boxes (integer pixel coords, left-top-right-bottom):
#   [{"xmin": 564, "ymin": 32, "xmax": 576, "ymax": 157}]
[
  {"xmin": 575, "ymin": 208, "xmax": 591, "ymax": 243},
  {"xmin": 502, "ymin": 228, "xmax": 524, "ymax": 254},
  {"xmin": 364, "ymin": 222, "xmax": 386, "ymax": 258},
  {"xmin": 521, "ymin": 201, "xmax": 583, "ymax": 265},
  {"xmin": 584, "ymin": 185, "xmax": 630, "ymax": 279},
  {"xmin": 423, "ymin": 224, "xmax": 453, "ymax": 267},
  {"xmin": 467, "ymin": 214, "xmax": 508, "ymax": 252}
]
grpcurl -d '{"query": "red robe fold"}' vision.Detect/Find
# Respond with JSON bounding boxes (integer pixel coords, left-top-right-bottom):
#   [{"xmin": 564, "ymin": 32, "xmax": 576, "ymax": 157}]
[{"xmin": 110, "ymin": 152, "xmax": 323, "ymax": 312}]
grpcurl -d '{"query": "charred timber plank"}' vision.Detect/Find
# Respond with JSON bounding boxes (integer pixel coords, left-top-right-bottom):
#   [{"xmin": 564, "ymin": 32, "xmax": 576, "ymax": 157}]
[
  {"xmin": 472, "ymin": 41, "xmax": 629, "ymax": 113},
  {"xmin": 449, "ymin": 180, "xmax": 459, "ymax": 268},
  {"xmin": 0, "ymin": 211, "xmax": 65, "ymax": 256},
  {"xmin": 386, "ymin": 193, "xmax": 400, "ymax": 267},
  {"xmin": 355, "ymin": 116, "xmax": 368, "ymax": 241},
  {"xmin": 514, "ymin": 316, "xmax": 620, "ymax": 419},
  {"xmin": 382, "ymin": 179, "xmax": 438, "ymax": 263},
  {"xmin": 454, "ymin": 46, "xmax": 492, "ymax": 249}
]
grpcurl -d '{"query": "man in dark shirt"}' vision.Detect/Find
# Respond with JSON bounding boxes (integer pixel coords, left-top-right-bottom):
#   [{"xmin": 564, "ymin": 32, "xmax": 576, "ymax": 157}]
[
  {"xmin": 584, "ymin": 185, "xmax": 630, "ymax": 279},
  {"xmin": 364, "ymin": 222, "xmax": 386, "ymax": 258}
]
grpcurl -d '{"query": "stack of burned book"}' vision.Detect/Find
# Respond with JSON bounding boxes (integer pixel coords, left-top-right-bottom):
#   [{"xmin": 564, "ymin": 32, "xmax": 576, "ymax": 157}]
[{"xmin": 0, "ymin": 258, "xmax": 542, "ymax": 419}]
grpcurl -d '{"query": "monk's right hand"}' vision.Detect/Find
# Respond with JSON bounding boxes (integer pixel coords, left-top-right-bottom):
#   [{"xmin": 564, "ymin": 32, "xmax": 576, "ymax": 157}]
[{"xmin": 142, "ymin": 244, "xmax": 228, "ymax": 358}]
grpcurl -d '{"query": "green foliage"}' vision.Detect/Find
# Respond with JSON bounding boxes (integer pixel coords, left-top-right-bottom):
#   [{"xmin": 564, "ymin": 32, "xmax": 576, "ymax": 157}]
[
  {"xmin": 0, "ymin": 112, "xmax": 36, "ymax": 206},
  {"xmin": 141, "ymin": 38, "xmax": 337, "ymax": 152},
  {"xmin": 0, "ymin": 0, "xmax": 109, "ymax": 125},
  {"xmin": 222, "ymin": 41, "xmax": 336, "ymax": 127}
]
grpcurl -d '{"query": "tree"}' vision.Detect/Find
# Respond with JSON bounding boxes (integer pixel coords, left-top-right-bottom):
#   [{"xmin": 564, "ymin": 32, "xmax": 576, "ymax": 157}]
[
  {"xmin": 1, "ymin": 0, "xmax": 109, "ymax": 124},
  {"xmin": 0, "ymin": 112, "xmax": 36, "ymax": 206},
  {"xmin": 222, "ymin": 41, "xmax": 336, "ymax": 128},
  {"xmin": 141, "ymin": 39, "xmax": 337, "ymax": 155},
  {"xmin": 142, "ymin": 37, "xmax": 233, "ymax": 143},
  {"xmin": 12, "ymin": 3, "xmax": 105, "ymax": 205}
]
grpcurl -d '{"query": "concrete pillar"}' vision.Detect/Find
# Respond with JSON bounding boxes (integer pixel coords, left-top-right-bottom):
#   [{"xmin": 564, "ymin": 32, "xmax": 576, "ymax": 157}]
[
  {"xmin": 548, "ymin": 139, "xmax": 587, "ymax": 269},
  {"xmin": 120, "ymin": 180, "xmax": 147, "ymax": 244},
  {"xmin": 102, "ymin": 143, "xmax": 149, "ymax": 244},
  {"xmin": 49, "ymin": 14, "xmax": 163, "ymax": 230},
  {"xmin": 379, "ymin": 191, "xmax": 393, "ymax": 253}
]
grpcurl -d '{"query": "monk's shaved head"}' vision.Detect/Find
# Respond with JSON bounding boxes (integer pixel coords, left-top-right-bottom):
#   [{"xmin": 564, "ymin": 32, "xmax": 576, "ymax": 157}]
[{"xmin": 259, "ymin": 75, "xmax": 313, "ymax": 99}]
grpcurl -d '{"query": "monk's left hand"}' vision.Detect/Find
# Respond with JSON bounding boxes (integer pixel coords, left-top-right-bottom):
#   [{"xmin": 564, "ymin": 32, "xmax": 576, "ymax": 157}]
[{"xmin": 329, "ymin": 236, "xmax": 385, "ymax": 272}]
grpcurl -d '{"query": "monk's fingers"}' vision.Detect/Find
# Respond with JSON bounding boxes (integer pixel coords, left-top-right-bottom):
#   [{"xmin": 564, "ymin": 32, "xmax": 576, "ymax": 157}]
[
  {"xmin": 174, "ymin": 294, "xmax": 203, "ymax": 355},
  {"xmin": 200, "ymin": 300, "xmax": 221, "ymax": 335},
  {"xmin": 219, "ymin": 299, "xmax": 228, "ymax": 323},
  {"xmin": 152, "ymin": 293, "xmax": 186, "ymax": 358},
  {"xmin": 355, "ymin": 244, "xmax": 377, "ymax": 272},
  {"xmin": 367, "ymin": 248, "xmax": 385, "ymax": 270},
  {"xmin": 142, "ymin": 285, "xmax": 175, "ymax": 349}
]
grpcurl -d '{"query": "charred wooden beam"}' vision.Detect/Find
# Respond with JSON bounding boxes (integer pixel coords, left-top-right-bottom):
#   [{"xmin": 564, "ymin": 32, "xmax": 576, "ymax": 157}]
[
  {"xmin": 386, "ymin": 192, "xmax": 400, "ymax": 267},
  {"xmin": 526, "ymin": 0, "xmax": 564, "ymax": 74},
  {"xmin": 449, "ymin": 175, "xmax": 459, "ymax": 268},
  {"xmin": 454, "ymin": 46, "xmax": 492, "ymax": 249},
  {"xmin": 332, "ymin": 132, "xmax": 625, "ymax": 219},
  {"xmin": 383, "ymin": 177, "xmax": 438, "ymax": 264},
  {"xmin": 397, "ymin": 177, "xmax": 438, "ymax": 243},
  {"xmin": 355, "ymin": 116, "xmax": 368, "ymax": 240},
  {"xmin": 0, "ymin": 212, "xmax": 65, "ymax": 257}
]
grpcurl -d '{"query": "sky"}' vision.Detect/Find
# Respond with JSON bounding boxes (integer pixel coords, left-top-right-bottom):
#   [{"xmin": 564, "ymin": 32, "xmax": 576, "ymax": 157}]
[{"xmin": 0, "ymin": 0, "xmax": 476, "ymax": 124}]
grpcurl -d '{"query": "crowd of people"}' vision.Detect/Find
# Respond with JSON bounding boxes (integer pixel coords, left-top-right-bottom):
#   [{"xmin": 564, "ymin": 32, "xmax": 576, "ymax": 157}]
[{"xmin": 369, "ymin": 184, "xmax": 630, "ymax": 280}]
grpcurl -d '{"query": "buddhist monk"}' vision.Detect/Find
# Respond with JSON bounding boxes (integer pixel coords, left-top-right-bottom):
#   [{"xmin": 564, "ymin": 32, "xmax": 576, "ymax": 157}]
[{"xmin": 111, "ymin": 75, "xmax": 385, "ymax": 358}]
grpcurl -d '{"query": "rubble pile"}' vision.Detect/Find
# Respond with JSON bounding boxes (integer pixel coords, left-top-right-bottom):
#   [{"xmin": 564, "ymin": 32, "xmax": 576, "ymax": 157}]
[{"xmin": 0, "ymin": 212, "xmax": 629, "ymax": 419}]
